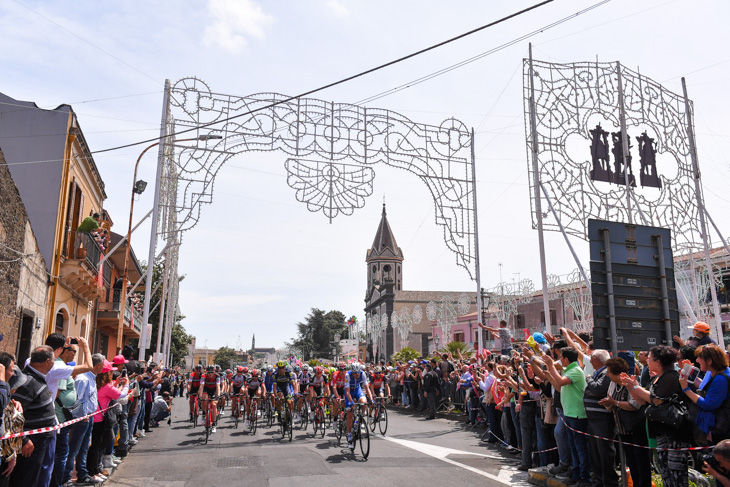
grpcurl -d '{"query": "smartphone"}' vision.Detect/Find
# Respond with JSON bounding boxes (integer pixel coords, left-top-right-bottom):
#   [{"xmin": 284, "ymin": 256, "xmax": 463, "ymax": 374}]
[
  {"xmin": 680, "ymin": 363, "xmax": 692, "ymax": 379},
  {"xmin": 69, "ymin": 338, "xmax": 79, "ymax": 345},
  {"xmin": 687, "ymin": 366, "xmax": 700, "ymax": 383},
  {"xmin": 122, "ymin": 369, "xmax": 128, "ymax": 378}
]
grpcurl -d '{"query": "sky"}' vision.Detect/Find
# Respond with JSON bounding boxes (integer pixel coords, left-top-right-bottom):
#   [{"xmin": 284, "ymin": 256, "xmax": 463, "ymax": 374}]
[{"xmin": 1, "ymin": 0, "xmax": 729, "ymax": 352}]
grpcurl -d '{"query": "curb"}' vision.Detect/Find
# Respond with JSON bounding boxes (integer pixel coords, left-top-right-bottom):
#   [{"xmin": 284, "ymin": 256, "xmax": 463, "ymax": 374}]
[{"xmin": 528, "ymin": 467, "xmax": 577, "ymax": 487}]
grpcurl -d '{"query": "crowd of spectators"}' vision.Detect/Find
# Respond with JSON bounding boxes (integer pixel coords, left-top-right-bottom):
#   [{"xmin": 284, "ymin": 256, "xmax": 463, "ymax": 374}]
[
  {"xmin": 0, "ymin": 335, "xmax": 186, "ymax": 487},
  {"xmin": 381, "ymin": 320, "xmax": 730, "ymax": 487}
]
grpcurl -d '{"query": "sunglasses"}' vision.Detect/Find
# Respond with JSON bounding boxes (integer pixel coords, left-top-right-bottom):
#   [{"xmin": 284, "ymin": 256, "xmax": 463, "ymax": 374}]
[{"xmin": 62, "ymin": 347, "xmax": 77, "ymax": 355}]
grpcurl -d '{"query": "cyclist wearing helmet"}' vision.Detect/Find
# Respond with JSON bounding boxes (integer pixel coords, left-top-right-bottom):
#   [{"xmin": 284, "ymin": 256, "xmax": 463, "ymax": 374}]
[
  {"xmin": 199, "ymin": 365, "xmax": 221, "ymax": 433},
  {"xmin": 345, "ymin": 362, "xmax": 373, "ymax": 448},
  {"xmin": 218, "ymin": 368, "xmax": 231, "ymax": 415},
  {"xmin": 263, "ymin": 364, "xmax": 275, "ymax": 401},
  {"xmin": 230, "ymin": 366, "xmax": 247, "ymax": 419},
  {"xmin": 310, "ymin": 366, "xmax": 328, "ymax": 399},
  {"xmin": 369, "ymin": 366, "xmax": 390, "ymax": 399},
  {"xmin": 331, "ymin": 362, "xmax": 348, "ymax": 424},
  {"xmin": 297, "ymin": 364, "xmax": 313, "ymax": 416},
  {"xmin": 188, "ymin": 364, "xmax": 204, "ymax": 422},
  {"xmin": 244, "ymin": 369, "xmax": 263, "ymax": 428},
  {"xmin": 274, "ymin": 361, "xmax": 296, "ymax": 426}
]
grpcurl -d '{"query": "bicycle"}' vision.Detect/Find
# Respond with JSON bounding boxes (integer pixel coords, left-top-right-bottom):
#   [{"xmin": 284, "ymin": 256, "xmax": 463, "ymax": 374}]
[
  {"xmin": 334, "ymin": 398, "xmax": 346, "ymax": 444},
  {"xmin": 347, "ymin": 402, "xmax": 370, "ymax": 459},
  {"xmin": 230, "ymin": 393, "xmax": 244, "ymax": 429},
  {"xmin": 295, "ymin": 393, "xmax": 310, "ymax": 431},
  {"xmin": 189, "ymin": 393, "xmax": 199, "ymax": 429},
  {"xmin": 247, "ymin": 396, "xmax": 259, "ymax": 435},
  {"xmin": 201, "ymin": 395, "xmax": 218, "ymax": 445},
  {"xmin": 369, "ymin": 396, "xmax": 389, "ymax": 435},
  {"xmin": 275, "ymin": 392, "xmax": 293, "ymax": 442},
  {"xmin": 263, "ymin": 393, "xmax": 276, "ymax": 428},
  {"xmin": 311, "ymin": 395, "xmax": 328, "ymax": 439}
]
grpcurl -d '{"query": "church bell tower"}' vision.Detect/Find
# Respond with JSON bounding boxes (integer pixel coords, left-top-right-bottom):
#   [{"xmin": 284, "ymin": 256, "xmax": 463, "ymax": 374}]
[{"xmin": 366, "ymin": 204, "xmax": 404, "ymax": 292}]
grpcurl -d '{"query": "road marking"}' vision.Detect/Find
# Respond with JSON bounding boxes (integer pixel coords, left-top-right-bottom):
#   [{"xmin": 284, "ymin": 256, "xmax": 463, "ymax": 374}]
[{"xmin": 378, "ymin": 435, "xmax": 529, "ymax": 486}]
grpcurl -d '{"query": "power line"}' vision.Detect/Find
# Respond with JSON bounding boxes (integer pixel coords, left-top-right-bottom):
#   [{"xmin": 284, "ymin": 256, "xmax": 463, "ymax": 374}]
[{"xmin": 92, "ymin": 0, "xmax": 556, "ymax": 155}]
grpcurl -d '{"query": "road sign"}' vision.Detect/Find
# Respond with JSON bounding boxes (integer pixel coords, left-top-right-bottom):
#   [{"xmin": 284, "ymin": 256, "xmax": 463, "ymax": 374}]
[{"xmin": 589, "ymin": 219, "xmax": 679, "ymax": 352}]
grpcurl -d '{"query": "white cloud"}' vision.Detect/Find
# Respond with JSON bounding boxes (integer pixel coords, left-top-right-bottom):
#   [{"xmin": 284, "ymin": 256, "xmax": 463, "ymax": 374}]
[
  {"xmin": 326, "ymin": 1, "xmax": 350, "ymax": 18},
  {"xmin": 203, "ymin": 0, "xmax": 274, "ymax": 53}
]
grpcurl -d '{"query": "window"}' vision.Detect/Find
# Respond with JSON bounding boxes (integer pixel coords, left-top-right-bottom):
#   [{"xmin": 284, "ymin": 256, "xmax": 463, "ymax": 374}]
[
  {"xmin": 453, "ymin": 332, "xmax": 465, "ymax": 343},
  {"xmin": 515, "ymin": 314, "xmax": 525, "ymax": 328},
  {"xmin": 55, "ymin": 312, "xmax": 64, "ymax": 334},
  {"xmin": 540, "ymin": 309, "xmax": 558, "ymax": 327}
]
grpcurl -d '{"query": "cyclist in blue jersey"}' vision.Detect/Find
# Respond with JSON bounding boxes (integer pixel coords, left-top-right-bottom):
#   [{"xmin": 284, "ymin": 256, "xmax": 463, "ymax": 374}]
[
  {"xmin": 345, "ymin": 362, "xmax": 373, "ymax": 448},
  {"xmin": 263, "ymin": 364, "xmax": 275, "ymax": 400},
  {"xmin": 274, "ymin": 361, "xmax": 296, "ymax": 427}
]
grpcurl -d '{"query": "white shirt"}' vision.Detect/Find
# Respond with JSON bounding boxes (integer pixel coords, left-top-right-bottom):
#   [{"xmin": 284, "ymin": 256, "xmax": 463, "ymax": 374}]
[
  {"xmin": 25, "ymin": 357, "xmax": 74, "ymax": 398},
  {"xmin": 580, "ymin": 352, "xmax": 595, "ymax": 378}
]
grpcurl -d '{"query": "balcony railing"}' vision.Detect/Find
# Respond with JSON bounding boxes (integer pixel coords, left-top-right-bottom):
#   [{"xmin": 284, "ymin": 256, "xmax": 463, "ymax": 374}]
[
  {"xmin": 114, "ymin": 290, "xmax": 143, "ymax": 333},
  {"xmin": 69, "ymin": 231, "xmax": 102, "ymax": 273},
  {"xmin": 133, "ymin": 308, "xmax": 143, "ymax": 334}
]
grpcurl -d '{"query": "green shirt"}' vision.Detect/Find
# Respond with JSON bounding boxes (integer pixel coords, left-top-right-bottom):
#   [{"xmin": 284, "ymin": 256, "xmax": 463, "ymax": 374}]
[
  {"xmin": 54, "ymin": 358, "xmax": 77, "ymax": 422},
  {"xmin": 561, "ymin": 361, "xmax": 587, "ymax": 419}
]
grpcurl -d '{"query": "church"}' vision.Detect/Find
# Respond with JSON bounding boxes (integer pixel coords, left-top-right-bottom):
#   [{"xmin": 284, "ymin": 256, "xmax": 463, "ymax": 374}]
[{"xmin": 364, "ymin": 205, "xmax": 479, "ymax": 361}]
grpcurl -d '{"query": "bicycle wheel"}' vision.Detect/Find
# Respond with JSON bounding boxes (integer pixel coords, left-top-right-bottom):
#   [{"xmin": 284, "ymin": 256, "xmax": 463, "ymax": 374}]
[
  {"xmin": 318, "ymin": 408, "xmax": 326, "ymax": 438},
  {"xmin": 335, "ymin": 416, "xmax": 343, "ymax": 445},
  {"xmin": 280, "ymin": 407, "xmax": 287, "ymax": 439},
  {"xmin": 299, "ymin": 402, "xmax": 309, "ymax": 431},
  {"xmin": 192, "ymin": 400, "xmax": 198, "ymax": 428},
  {"xmin": 250, "ymin": 403, "xmax": 258, "ymax": 434},
  {"xmin": 358, "ymin": 414, "xmax": 370, "ymax": 458},
  {"xmin": 378, "ymin": 405, "xmax": 388, "ymax": 436},
  {"xmin": 234, "ymin": 400, "xmax": 240, "ymax": 429},
  {"xmin": 369, "ymin": 405, "xmax": 378, "ymax": 433},
  {"xmin": 286, "ymin": 405, "xmax": 293, "ymax": 442}
]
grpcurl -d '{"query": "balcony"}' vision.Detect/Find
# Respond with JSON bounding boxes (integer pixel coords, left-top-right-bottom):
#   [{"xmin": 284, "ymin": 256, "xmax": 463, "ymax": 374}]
[
  {"xmin": 97, "ymin": 290, "xmax": 142, "ymax": 338},
  {"xmin": 59, "ymin": 231, "xmax": 105, "ymax": 300}
]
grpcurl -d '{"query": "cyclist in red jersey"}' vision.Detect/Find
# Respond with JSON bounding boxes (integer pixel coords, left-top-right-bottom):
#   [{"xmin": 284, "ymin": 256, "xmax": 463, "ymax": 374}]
[
  {"xmin": 199, "ymin": 365, "xmax": 221, "ymax": 433},
  {"xmin": 331, "ymin": 362, "xmax": 348, "ymax": 424},
  {"xmin": 188, "ymin": 364, "xmax": 204, "ymax": 422}
]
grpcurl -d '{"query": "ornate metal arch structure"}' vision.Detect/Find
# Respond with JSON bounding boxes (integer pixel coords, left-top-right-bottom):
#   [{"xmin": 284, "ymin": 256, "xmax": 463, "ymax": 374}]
[{"xmin": 164, "ymin": 77, "xmax": 477, "ymax": 278}]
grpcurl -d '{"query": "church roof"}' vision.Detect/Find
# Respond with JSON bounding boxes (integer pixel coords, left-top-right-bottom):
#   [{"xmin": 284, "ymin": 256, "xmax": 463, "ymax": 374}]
[{"xmin": 367, "ymin": 204, "xmax": 403, "ymax": 261}]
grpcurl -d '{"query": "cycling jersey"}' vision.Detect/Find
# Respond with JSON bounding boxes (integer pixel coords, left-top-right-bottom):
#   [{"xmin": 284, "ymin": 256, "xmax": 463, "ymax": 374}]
[
  {"xmin": 201, "ymin": 372, "xmax": 220, "ymax": 395},
  {"xmin": 298, "ymin": 371, "xmax": 312, "ymax": 387},
  {"xmin": 344, "ymin": 370, "xmax": 367, "ymax": 407},
  {"xmin": 274, "ymin": 370, "xmax": 295, "ymax": 397},
  {"xmin": 263, "ymin": 372, "xmax": 275, "ymax": 392},
  {"xmin": 333, "ymin": 371, "xmax": 347, "ymax": 389},
  {"xmin": 246, "ymin": 376, "xmax": 263, "ymax": 390},
  {"xmin": 189, "ymin": 372, "xmax": 203, "ymax": 389},
  {"xmin": 311, "ymin": 374, "xmax": 326, "ymax": 387},
  {"xmin": 230, "ymin": 373, "xmax": 246, "ymax": 393},
  {"xmin": 370, "ymin": 374, "xmax": 384, "ymax": 388}
]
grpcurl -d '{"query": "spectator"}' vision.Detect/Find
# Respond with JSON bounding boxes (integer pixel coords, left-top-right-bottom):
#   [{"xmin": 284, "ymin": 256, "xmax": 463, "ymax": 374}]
[
  {"xmin": 543, "ymin": 347, "xmax": 591, "ymax": 487},
  {"xmin": 600, "ymin": 358, "xmax": 651, "ymax": 487},
  {"xmin": 150, "ymin": 392, "xmax": 172, "ymax": 426},
  {"xmin": 682, "ymin": 344, "xmax": 730, "ymax": 444},
  {"xmin": 622, "ymin": 345, "xmax": 692, "ymax": 487},
  {"xmin": 52, "ymin": 340, "xmax": 83, "ymax": 487},
  {"xmin": 637, "ymin": 351, "xmax": 651, "ymax": 388},
  {"xmin": 422, "ymin": 363, "xmax": 438, "ymax": 419},
  {"xmin": 10, "ymin": 345, "xmax": 56, "ymax": 487},
  {"xmin": 479, "ymin": 320, "xmax": 513, "ymax": 356},
  {"xmin": 111, "ymin": 355, "xmax": 131, "ymax": 459},
  {"xmin": 0, "ymin": 355, "xmax": 23, "ymax": 487},
  {"xmin": 583, "ymin": 349, "xmax": 617, "ymax": 487},
  {"xmin": 67, "ymin": 354, "xmax": 105, "ymax": 485},
  {"xmin": 703, "ymin": 439, "xmax": 730, "ymax": 487}
]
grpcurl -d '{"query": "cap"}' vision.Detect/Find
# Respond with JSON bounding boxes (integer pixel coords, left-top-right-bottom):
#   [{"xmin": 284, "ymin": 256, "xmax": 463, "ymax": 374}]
[
  {"xmin": 101, "ymin": 359, "xmax": 115, "ymax": 373},
  {"xmin": 690, "ymin": 322, "xmax": 711, "ymax": 334},
  {"xmin": 8, "ymin": 365, "xmax": 27, "ymax": 390},
  {"xmin": 112, "ymin": 355, "xmax": 129, "ymax": 365}
]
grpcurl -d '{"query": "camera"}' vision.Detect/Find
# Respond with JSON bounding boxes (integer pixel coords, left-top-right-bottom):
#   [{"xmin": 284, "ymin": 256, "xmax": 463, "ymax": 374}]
[
  {"xmin": 703, "ymin": 453, "xmax": 729, "ymax": 476},
  {"xmin": 69, "ymin": 338, "xmax": 78, "ymax": 345}
]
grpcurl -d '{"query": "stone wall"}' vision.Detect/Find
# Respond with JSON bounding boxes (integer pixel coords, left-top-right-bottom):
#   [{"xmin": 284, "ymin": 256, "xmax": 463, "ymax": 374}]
[{"xmin": 0, "ymin": 148, "xmax": 47, "ymax": 355}]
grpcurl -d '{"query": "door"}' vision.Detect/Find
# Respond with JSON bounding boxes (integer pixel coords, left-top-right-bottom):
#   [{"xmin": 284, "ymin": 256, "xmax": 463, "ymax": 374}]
[{"xmin": 17, "ymin": 315, "xmax": 33, "ymax": 367}]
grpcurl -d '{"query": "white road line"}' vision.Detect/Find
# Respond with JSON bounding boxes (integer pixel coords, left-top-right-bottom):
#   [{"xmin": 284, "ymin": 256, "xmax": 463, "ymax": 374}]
[{"xmin": 378, "ymin": 435, "xmax": 529, "ymax": 486}]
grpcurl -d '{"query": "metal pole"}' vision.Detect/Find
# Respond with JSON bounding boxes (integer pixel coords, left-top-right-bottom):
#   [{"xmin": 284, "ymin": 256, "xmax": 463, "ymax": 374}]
[
  {"xmin": 140, "ymin": 79, "xmax": 170, "ymax": 361},
  {"xmin": 704, "ymin": 208, "xmax": 730, "ymax": 261},
  {"xmin": 682, "ymin": 77, "xmax": 724, "ymax": 345},
  {"xmin": 616, "ymin": 62, "xmax": 633, "ymax": 224},
  {"xmin": 470, "ymin": 128, "xmax": 484, "ymax": 352},
  {"xmin": 655, "ymin": 235, "xmax": 673, "ymax": 345},
  {"xmin": 539, "ymin": 180, "xmax": 591, "ymax": 291},
  {"xmin": 602, "ymin": 228, "xmax": 618, "ymax": 356},
  {"xmin": 155, "ymin": 256, "xmax": 168, "ymax": 360},
  {"xmin": 99, "ymin": 209, "xmax": 153, "ymax": 266},
  {"xmin": 528, "ymin": 44, "xmax": 553, "ymax": 333}
]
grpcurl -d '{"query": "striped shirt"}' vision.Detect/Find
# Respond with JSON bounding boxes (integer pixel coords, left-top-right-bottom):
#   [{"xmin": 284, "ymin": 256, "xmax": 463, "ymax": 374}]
[{"xmin": 12, "ymin": 366, "xmax": 57, "ymax": 433}]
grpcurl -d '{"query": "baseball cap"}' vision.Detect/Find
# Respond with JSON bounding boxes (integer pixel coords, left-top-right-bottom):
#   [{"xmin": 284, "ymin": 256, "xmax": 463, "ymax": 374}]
[
  {"xmin": 101, "ymin": 359, "xmax": 115, "ymax": 373},
  {"xmin": 8, "ymin": 365, "xmax": 27, "ymax": 390},
  {"xmin": 690, "ymin": 322, "xmax": 711, "ymax": 334},
  {"xmin": 112, "ymin": 355, "xmax": 129, "ymax": 365}
]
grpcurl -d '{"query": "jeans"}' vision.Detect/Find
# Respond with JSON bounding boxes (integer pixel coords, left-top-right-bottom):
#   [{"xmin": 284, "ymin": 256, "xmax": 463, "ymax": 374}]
[
  {"xmin": 401, "ymin": 386, "xmax": 409, "ymax": 406},
  {"xmin": 509, "ymin": 403, "xmax": 522, "ymax": 448},
  {"xmin": 128, "ymin": 402, "xmax": 140, "ymax": 436},
  {"xmin": 520, "ymin": 401, "xmax": 549, "ymax": 467},
  {"xmin": 65, "ymin": 419, "xmax": 92, "ymax": 482},
  {"xmin": 53, "ymin": 424, "xmax": 71, "ymax": 486},
  {"xmin": 136, "ymin": 395, "xmax": 146, "ymax": 431},
  {"xmin": 425, "ymin": 391, "xmax": 436, "ymax": 418},
  {"xmin": 117, "ymin": 402, "xmax": 129, "ymax": 453},
  {"xmin": 10, "ymin": 431, "xmax": 54, "ymax": 487},
  {"xmin": 143, "ymin": 400, "xmax": 153, "ymax": 431},
  {"xmin": 486, "ymin": 403, "xmax": 503, "ymax": 442},
  {"xmin": 554, "ymin": 409, "xmax": 571, "ymax": 467},
  {"xmin": 70, "ymin": 418, "xmax": 94, "ymax": 480},
  {"xmin": 88, "ymin": 422, "xmax": 112, "ymax": 476},
  {"xmin": 563, "ymin": 415, "xmax": 591, "ymax": 482},
  {"xmin": 152, "ymin": 409, "xmax": 171, "ymax": 423}
]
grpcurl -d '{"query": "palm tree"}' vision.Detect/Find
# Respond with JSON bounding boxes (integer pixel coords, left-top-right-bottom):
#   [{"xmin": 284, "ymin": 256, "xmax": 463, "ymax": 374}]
[{"xmin": 437, "ymin": 341, "xmax": 474, "ymax": 358}]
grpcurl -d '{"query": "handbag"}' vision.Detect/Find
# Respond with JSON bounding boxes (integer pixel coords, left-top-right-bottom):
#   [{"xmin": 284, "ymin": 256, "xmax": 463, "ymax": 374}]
[
  {"xmin": 103, "ymin": 399, "xmax": 119, "ymax": 429},
  {"xmin": 541, "ymin": 396, "xmax": 558, "ymax": 425},
  {"xmin": 56, "ymin": 397, "xmax": 85, "ymax": 422},
  {"xmin": 645, "ymin": 393, "xmax": 688, "ymax": 427}
]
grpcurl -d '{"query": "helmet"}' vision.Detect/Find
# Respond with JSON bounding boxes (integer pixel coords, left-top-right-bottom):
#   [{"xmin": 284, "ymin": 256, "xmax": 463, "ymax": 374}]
[
  {"xmin": 251, "ymin": 369, "xmax": 259, "ymax": 377},
  {"xmin": 243, "ymin": 367, "xmax": 249, "ymax": 374},
  {"xmin": 206, "ymin": 365, "xmax": 215, "ymax": 372},
  {"xmin": 294, "ymin": 365, "xmax": 301, "ymax": 373},
  {"xmin": 266, "ymin": 364, "xmax": 273, "ymax": 372},
  {"xmin": 214, "ymin": 365, "xmax": 221, "ymax": 371},
  {"xmin": 350, "ymin": 362, "xmax": 362, "ymax": 373},
  {"xmin": 374, "ymin": 366, "xmax": 382, "ymax": 374},
  {"xmin": 337, "ymin": 362, "xmax": 346, "ymax": 371},
  {"xmin": 195, "ymin": 364, "xmax": 202, "ymax": 371},
  {"xmin": 302, "ymin": 364, "xmax": 309, "ymax": 370},
  {"xmin": 276, "ymin": 360, "xmax": 287, "ymax": 368},
  {"xmin": 314, "ymin": 366, "xmax": 323, "ymax": 374},
  {"xmin": 237, "ymin": 366, "xmax": 244, "ymax": 373}
]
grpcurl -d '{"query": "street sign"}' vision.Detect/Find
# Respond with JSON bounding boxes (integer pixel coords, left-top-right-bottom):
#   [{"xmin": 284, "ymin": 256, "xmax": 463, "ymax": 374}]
[{"xmin": 589, "ymin": 219, "xmax": 679, "ymax": 352}]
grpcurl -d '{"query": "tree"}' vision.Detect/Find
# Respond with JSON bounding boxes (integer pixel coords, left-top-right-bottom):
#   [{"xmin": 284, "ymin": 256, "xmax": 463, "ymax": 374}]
[
  {"xmin": 288, "ymin": 308, "xmax": 346, "ymax": 361},
  {"xmin": 213, "ymin": 347, "xmax": 238, "ymax": 369},
  {"xmin": 391, "ymin": 347, "xmax": 420, "ymax": 363},
  {"xmin": 437, "ymin": 341, "xmax": 474, "ymax": 358},
  {"xmin": 170, "ymin": 323, "xmax": 194, "ymax": 367}
]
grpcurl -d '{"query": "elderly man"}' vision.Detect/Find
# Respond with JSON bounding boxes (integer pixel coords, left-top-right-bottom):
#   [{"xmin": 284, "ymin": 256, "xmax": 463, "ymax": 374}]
[
  {"xmin": 10, "ymin": 346, "xmax": 56, "ymax": 487},
  {"xmin": 584, "ymin": 349, "xmax": 617, "ymax": 487}
]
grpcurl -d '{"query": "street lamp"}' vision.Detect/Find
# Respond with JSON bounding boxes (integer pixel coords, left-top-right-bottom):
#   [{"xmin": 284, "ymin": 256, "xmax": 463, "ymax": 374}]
[
  {"xmin": 434, "ymin": 333, "xmax": 440, "ymax": 351},
  {"xmin": 123, "ymin": 134, "xmax": 223, "ymax": 357},
  {"xmin": 333, "ymin": 333, "xmax": 340, "ymax": 363}
]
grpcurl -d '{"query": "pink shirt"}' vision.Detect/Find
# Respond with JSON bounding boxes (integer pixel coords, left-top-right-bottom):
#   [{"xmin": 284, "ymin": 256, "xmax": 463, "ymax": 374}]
[{"xmin": 93, "ymin": 383, "xmax": 126, "ymax": 422}]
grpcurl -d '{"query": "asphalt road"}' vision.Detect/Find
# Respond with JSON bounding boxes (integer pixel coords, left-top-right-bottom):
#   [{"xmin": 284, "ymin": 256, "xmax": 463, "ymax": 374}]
[{"xmin": 106, "ymin": 399, "xmax": 530, "ymax": 487}]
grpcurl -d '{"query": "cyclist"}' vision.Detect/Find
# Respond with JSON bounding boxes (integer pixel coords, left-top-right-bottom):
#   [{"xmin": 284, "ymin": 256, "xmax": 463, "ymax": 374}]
[
  {"xmin": 331, "ymin": 362, "xmax": 348, "ymax": 428},
  {"xmin": 368, "ymin": 366, "xmax": 390, "ymax": 417},
  {"xmin": 274, "ymin": 361, "xmax": 296, "ymax": 428},
  {"xmin": 245, "ymin": 369, "xmax": 263, "ymax": 428},
  {"xmin": 309, "ymin": 366, "xmax": 328, "ymax": 419},
  {"xmin": 297, "ymin": 364, "xmax": 313, "ymax": 416},
  {"xmin": 199, "ymin": 365, "xmax": 221, "ymax": 433},
  {"xmin": 188, "ymin": 364, "xmax": 204, "ymax": 422},
  {"xmin": 230, "ymin": 366, "xmax": 247, "ymax": 420},
  {"xmin": 345, "ymin": 362, "xmax": 373, "ymax": 448},
  {"xmin": 263, "ymin": 364, "xmax": 275, "ymax": 401}
]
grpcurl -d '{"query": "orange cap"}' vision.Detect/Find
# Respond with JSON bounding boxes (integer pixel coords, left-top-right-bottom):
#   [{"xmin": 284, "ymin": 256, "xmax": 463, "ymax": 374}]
[{"xmin": 690, "ymin": 321, "xmax": 711, "ymax": 334}]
